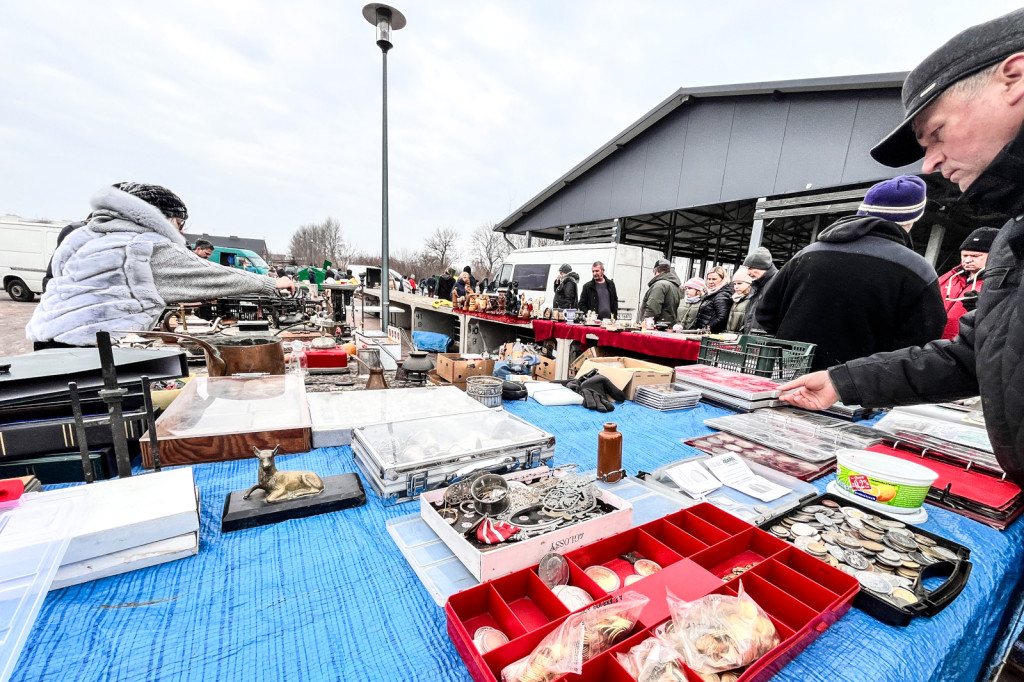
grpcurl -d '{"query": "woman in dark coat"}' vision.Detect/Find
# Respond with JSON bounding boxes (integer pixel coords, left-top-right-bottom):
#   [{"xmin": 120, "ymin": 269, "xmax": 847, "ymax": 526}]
[{"xmin": 694, "ymin": 266, "xmax": 734, "ymax": 333}]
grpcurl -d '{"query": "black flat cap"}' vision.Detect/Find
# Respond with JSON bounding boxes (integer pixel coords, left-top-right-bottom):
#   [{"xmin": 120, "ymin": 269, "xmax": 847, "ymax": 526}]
[{"xmin": 871, "ymin": 8, "xmax": 1024, "ymax": 167}]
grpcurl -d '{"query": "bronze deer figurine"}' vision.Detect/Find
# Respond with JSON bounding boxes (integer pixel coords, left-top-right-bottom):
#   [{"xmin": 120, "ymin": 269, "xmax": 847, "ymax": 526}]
[{"xmin": 243, "ymin": 445, "xmax": 325, "ymax": 503}]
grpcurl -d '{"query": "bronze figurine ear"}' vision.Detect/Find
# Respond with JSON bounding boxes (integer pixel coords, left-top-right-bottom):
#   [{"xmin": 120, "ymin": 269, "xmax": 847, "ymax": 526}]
[
  {"xmin": 272, "ymin": 444, "xmax": 281, "ymax": 455},
  {"xmin": 253, "ymin": 446, "xmax": 261, "ymax": 456}
]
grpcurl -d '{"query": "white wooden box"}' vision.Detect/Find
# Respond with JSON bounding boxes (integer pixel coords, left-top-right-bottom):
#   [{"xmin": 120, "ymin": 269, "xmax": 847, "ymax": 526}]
[
  {"xmin": 420, "ymin": 469, "xmax": 632, "ymax": 582},
  {"xmin": 51, "ymin": 531, "xmax": 199, "ymax": 590}
]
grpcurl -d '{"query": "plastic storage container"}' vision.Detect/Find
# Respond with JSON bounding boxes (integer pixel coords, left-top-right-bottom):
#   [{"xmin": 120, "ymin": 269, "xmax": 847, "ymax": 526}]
[
  {"xmin": 835, "ymin": 449, "xmax": 938, "ymax": 513},
  {"xmin": 0, "ymin": 489, "xmax": 84, "ymax": 682},
  {"xmin": 351, "ymin": 410, "xmax": 555, "ymax": 503},
  {"xmin": 446, "ymin": 503, "xmax": 858, "ymax": 682},
  {"xmin": 698, "ymin": 335, "xmax": 815, "ymax": 381}
]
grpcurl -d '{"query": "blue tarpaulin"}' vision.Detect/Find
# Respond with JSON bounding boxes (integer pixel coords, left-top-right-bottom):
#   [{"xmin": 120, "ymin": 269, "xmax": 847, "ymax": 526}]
[
  {"xmin": 411, "ymin": 331, "xmax": 451, "ymax": 353},
  {"xmin": 14, "ymin": 400, "xmax": 1024, "ymax": 681}
]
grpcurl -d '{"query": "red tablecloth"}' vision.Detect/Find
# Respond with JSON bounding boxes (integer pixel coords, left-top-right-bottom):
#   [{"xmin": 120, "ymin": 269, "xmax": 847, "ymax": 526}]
[
  {"xmin": 531, "ymin": 320, "xmax": 701, "ymax": 361},
  {"xmin": 454, "ymin": 309, "xmax": 532, "ymax": 326}
]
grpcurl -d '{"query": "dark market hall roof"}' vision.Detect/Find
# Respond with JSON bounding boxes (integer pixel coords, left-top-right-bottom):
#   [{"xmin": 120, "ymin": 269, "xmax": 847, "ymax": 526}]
[{"xmin": 494, "ymin": 72, "xmax": 917, "ymax": 236}]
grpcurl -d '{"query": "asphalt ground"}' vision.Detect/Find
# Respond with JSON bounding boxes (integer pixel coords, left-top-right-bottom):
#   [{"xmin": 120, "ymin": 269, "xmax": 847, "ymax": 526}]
[{"xmin": 0, "ymin": 297, "xmax": 37, "ymax": 356}]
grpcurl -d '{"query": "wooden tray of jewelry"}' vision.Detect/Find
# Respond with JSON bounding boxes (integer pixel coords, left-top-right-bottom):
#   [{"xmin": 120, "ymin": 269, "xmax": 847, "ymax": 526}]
[{"xmin": 421, "ymin": 467, "xmax": 633, "ymax": 582}]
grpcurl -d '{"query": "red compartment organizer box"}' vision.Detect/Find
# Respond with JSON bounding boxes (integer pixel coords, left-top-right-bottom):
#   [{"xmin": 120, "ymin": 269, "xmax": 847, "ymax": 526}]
[{"xmin": 446, "ymin": 502, "xmax": 859, "ymax": 682}]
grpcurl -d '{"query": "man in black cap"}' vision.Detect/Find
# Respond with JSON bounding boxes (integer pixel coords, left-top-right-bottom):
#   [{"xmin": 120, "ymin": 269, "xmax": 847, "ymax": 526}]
[
  {"xmin": 552, "ymin": 263, "xmax": 579, "ymax": 310},
  {"xmin": 639, "ymin": 259, "xmax": 680, "ymax": 325},
  {"xmin": 739, "ymin": 246, "xmax": 777, "ymax": 334},
  {"xmin": 937, "ymin": 226, "xmax": 1000, "ymax": 339},
  {"xmin": 27, "ymin": 182, "xmax": 296, "ymax": 348},
  {"xmin": 780, "ymin": 8, "xmax": 1024, "ymax": 485}
]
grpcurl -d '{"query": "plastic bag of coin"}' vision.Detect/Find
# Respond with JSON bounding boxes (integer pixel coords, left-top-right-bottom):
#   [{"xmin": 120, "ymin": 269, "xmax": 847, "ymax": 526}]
[
  {"xmin": 615, "ymin": 636, "xmax": 690, "ymax": 681},
  {"xmin": 657, "ymin": 584, "xmax": 779, "ymax": 674},
  {"xmin": 501, "ymin": 591, "xmax": 650, "ymax": 682}
]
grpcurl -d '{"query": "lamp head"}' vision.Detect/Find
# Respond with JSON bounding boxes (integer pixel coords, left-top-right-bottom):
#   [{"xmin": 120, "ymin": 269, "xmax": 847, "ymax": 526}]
[{"xmin": 362, "ymin": 3, "xmax": 406, "ymax": 52}]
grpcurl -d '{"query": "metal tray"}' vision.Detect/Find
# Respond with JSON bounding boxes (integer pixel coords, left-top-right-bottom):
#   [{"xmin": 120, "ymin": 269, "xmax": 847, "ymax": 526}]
[{"xmin": 351, "ymin": 411, "xmax": 555, "ymax": 503}]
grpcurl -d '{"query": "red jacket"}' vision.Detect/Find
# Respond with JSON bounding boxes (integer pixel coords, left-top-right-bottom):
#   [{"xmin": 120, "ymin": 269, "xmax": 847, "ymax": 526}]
[{"xmin": 938, "ymin": 267, "xmax": 982, "ymax": 339}]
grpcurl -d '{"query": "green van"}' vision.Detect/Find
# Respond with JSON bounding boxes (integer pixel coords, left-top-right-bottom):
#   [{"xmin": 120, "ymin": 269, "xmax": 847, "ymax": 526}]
[{"xmin": 210, "ymin": 247, "xmax": 270, "ymax": 275}]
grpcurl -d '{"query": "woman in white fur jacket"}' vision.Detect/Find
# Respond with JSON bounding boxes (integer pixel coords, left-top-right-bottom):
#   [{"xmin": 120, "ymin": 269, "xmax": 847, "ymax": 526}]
[{"xmin": 26, "ymin": 182, "xmax": 296, "ymax": 349}]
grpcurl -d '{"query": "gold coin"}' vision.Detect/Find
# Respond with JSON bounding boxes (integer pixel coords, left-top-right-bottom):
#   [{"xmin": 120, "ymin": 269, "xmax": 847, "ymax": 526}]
[
  {"xmin": 634, "ymin": 559, "xmax": 662, "ymax": 576},
  {"xmin": 892, "ymin": 587, "xmax": 919, "ymax": 605},
  {"xmin": 584, "ymin": 565, "xmax": 621, "ymax": 592}
]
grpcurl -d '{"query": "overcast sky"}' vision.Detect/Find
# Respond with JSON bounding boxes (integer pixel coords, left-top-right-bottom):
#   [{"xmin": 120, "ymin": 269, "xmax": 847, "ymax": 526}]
[{"xmin": 1, "ymin": 1, "xmax": 1019, "ymax": 255}]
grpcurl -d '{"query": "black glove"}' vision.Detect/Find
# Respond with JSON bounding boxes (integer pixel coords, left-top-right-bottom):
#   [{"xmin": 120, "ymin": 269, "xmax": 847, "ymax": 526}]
[
  {"xmin": 579, "ymin": 374, "xmax": 626, "ymax": 412},
  {"xmin": 961, "ymin": 290, "xmax": 980, "ymax": 312}
]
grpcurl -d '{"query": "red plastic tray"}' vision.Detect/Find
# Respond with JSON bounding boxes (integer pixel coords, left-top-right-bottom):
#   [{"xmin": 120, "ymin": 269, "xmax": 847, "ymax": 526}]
[
  {"xmin": 304, "ymin": 348, "xmax": 348, "ymax": 368},
  {"xmin": 446, "ymin": 502, "xmax": 859, "ymax": 682}
]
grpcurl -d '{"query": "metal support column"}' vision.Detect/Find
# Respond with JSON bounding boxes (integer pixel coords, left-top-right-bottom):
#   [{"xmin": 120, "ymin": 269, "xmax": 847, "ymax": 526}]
[
  {"xmin": 746, "ymin": 197, "xmax": 766, "ymax": 258},
  {"xmin": 809, "ymin": 215, "xmax": 823, "ymax": 244},
  {"xmin": 924, "ymin": 224, "xmax": 946, "ymax": 267}
]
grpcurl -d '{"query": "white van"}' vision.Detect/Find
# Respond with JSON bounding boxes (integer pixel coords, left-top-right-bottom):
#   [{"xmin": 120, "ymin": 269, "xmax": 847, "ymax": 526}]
[
  {"xmin": 0, "ymin": 216, "xmax": 69, "ymax": 302},
  {"xmin": 493, "ymin": 243, "xmax": 675, "ymax": 322}
]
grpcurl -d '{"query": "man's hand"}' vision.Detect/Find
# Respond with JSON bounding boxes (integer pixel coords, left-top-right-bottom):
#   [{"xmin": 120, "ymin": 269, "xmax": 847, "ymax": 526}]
[
  {"xmin": 275, "ymin": 277, "xmax": 297, "ymax": 294},
  {"xmin": 778, "ymin": 371, "xmax": 839, "ymax": 410}
]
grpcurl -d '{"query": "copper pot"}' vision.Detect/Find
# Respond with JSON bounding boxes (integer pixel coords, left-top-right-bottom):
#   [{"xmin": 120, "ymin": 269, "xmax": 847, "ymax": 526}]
[{"xmin": 132, "ymin": 331, "xmax": 287, "ymax": 377}]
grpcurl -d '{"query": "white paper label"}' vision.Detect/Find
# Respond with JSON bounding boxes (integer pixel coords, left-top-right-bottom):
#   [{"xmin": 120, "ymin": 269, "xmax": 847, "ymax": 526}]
[
  {"xmin": 664, "ymin": 461, "xmax": 721, "ymax": 497},
  {"xmin": 704, "ymin": 453, "xmax": 790, "ymax": 502}
]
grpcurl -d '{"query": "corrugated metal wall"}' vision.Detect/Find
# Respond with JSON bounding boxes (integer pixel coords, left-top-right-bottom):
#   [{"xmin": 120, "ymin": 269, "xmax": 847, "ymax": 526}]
[{"xmin": 506, "ymin": 88, "xmax": 917, "ymax": 234}]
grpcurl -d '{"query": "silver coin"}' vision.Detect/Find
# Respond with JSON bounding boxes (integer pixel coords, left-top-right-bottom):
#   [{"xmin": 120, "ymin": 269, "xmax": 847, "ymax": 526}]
[
  {"xmin": 538, "ymin": 552, "xmax": 569, "ymax": 588},
  {"xmin": 856, "ymin": 570, "xmax": 893, "ymax": 595},
  {"xmin": 843, "ymin": 507, "xmax": 867, "ymax": 519},
  {"xmin": 914, "ymin": 533, "xmax": 937, "ymax": 547},
  {"xmin": 846, "ymin": 516, "xmax": 865, "ymax": 530},
  {"xmin": 803, "ymin": 505, "xmax": 827, "ymax": 514},
  {"xmin": 552, "ymin": 585, "xmax": 593, "ymax": 611},
  {"xmin": 909, "ymin": 551, "xmax": 935, "ymax": 565},
  {"xmin": 880, "ymin": 574, "xmax": 914, "ymax": 589},
  {"xmin": 877, "ymin": 519, "xmax": 906, "ymax": 529},
  {"xmin": 827, "ymin": 545, "xmax": 847, "ymax": 562},
  {"xmin": 770, "ymin": 525, "xmax": 790, "ymax": 538},
  {"xmin": 844, "ymin": 551, "xmax": 869, "ymax": 570},
  {"xmin": 790, "ymin": 523, "xmax": 817, "ymax": 537},
  {"xmin": 814, "ymin": 513, "xmax": 836, "ymax": 527},
  {"xmin": 794, "ymin": 535, "xmax": 815, "ymax": 549},
  {"xmin": 927, "ymin": 545, "xmax": 960, "ymax": 562}
]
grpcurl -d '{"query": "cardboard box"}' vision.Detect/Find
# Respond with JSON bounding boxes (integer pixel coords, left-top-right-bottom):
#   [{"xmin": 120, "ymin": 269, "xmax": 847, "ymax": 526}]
[
  {"xmin": 532, "ymin": 356, "xmax": 556, "ymax": 381},
  {"xmin": 569, "ymin": 346, "xmax": 610, "ymax": 378},
  {"xmin": 435, "ymin": 353, "xmax": 495, "ymax": 384},
  {"xmin": 420, "ymin": 468, "xmax": 632, "ymax": 581},
  {"xmin": 427, "ymin": 369, "xmax": 465, "ymax": 391},
  {"xmin": 577, "ymin": 356, "xmax": 674, "ymax": 400}
]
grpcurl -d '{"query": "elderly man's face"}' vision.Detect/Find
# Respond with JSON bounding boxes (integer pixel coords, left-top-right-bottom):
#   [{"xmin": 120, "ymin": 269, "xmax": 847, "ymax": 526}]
[
  {"xmin": 746, "ymin": 268, "xmax": 766, "ymax": 280},
  {"xmin": 592, "ymin": 264, "xmax": 605, "ymax": 281},
  {"xmin": 913, "ymin": 69, "xmax": 1024, "ymax": 191},
  {"xmin": 961, "ymin": 250, "xmax": 988, "ymax": 273}
]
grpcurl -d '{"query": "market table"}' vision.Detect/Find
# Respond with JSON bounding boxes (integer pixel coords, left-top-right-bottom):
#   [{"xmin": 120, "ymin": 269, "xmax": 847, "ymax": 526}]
[
  {"xmin": 14, "ymin": 400, "xmax": 1024, "ymax": 682},
  {"xmin": 531, "ymin": 320, "xmax": 702, "ymax": 362}
]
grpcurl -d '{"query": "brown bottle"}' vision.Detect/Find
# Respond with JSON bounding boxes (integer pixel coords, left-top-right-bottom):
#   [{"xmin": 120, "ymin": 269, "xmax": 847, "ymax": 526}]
[{"xmin": 597, "ymin": 423, "xmax": 623, "ymax": 483}]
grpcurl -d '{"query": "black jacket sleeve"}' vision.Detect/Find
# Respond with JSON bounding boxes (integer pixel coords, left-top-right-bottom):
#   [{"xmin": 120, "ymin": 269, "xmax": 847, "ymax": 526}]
[
  {"xmin": 577, "ymin": 281, "xmax": 594, "ymax": 313},
  {"xmin": 755, "ymin": 266, "xmax": 788, "ymax": 335},
  {"xmin": 828, "ymin": 311, "xmax": 979, "ymax": 407},
  {"xmin": 608, "ymin": 279, "xmax": 618, "ymax": 316}
]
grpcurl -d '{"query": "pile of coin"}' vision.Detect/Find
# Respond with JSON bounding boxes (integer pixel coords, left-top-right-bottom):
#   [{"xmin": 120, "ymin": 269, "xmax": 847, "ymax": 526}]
[
  {"xmin": 721, "ymin": 562, "xmax": 758, "ymax": 582},
  {"xmin": 768, "ymin": 500, "xmax": 960, "ymax": 608}
]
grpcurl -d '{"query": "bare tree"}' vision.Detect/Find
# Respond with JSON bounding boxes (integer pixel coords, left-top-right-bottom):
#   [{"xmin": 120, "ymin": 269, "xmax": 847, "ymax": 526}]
[
  {"xmin": 420, "ymin": 227, "xmax": 461, "ymax": 274},
  {"xmin": 469, "ymin": 222, "xmax": 513, "ymax": 279},
  {"xmin": 288, "ymin": 217, "xmax": 347, "ymax": 266}
]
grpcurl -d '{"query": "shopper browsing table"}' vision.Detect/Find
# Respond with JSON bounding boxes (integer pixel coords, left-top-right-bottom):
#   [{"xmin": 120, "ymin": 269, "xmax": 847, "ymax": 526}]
[
  {"xmin": 578, "ymin": 261, "xmax": 618, "ymax": 320},
  {"xmin": 781, "ymin": 9, "xmax": 1024, "ymax": 485},
  {"xmin": 26, "ymin": 182, "xmax": 296, "ymax": 349}
]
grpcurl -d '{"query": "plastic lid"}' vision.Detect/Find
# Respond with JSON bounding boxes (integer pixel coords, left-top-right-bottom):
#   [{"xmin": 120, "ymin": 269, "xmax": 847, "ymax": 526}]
[{"xmin": 0, "ymin": 489, "xmax": 84, "ymax": 682}]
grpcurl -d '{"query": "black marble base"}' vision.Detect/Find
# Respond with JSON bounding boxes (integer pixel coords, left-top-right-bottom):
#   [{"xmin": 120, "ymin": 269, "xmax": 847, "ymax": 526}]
[{"xmin": 221, "ymin": 473, "xmax": 366, "ymax": 532}]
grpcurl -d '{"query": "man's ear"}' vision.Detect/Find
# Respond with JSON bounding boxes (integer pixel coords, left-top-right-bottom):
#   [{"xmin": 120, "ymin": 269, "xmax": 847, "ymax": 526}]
[{"xmin": 998, "ymin": 52, "xmax": 1024, "ymax": 106}]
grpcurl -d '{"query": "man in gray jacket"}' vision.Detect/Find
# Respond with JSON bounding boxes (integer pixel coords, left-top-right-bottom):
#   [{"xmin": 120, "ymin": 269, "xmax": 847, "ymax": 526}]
[
  {"xmin": 780, "ymin": 9, "xmax": 1024, "ymax": 485},
  {"xmin": 639, "ymin": 259, "xmax": 681, "ymax": 325},
  {"xmin": 27, "ymin": 182, "xmax": 295, "ymax": 348}
]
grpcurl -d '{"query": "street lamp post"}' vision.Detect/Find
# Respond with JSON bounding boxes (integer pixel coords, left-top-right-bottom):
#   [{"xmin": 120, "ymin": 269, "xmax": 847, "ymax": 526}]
[{"xmin": 362, "ymin": 3, "xmax": 406, "ymax": 334}]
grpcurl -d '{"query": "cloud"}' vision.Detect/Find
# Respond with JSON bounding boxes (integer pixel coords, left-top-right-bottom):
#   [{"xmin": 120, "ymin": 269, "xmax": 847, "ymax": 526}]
[{"xmin": 0, "ymin": 0, "xmax": 1018, "ymax": 252}]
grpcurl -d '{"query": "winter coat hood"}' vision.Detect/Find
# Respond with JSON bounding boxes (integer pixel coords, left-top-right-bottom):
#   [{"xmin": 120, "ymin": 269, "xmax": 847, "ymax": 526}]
[
  {"xmin": 561, "ymin": 271, "xmax": 580, "ymax": 283},
  {"xmin": 817, "ymin": 215, "xmax": 912, "ymax": 248},
  {"xmin": 647, "ymin": 271, "xmax": 681, "ymax": 288}
]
